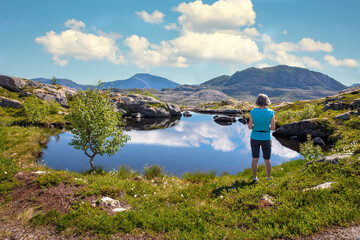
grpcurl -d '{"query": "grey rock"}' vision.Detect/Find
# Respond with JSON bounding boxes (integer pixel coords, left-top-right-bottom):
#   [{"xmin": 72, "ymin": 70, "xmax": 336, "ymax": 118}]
[
  {"xmin": 166, "ymin": 103, "xmax": 182, "ymax": 116},
  {"xmin": 0, "ymin": 97, "xmax": 22, "ymax": 108},
  {"xmin": 313, "ymin": 137, "xmax": 325, "ymax": 147},
  {"xmin": 306, "ymin": 153, "xmax": 353, "ymax": 166},
  {"xmin": 350, "ymin": 99, "xmax": 360, "ymax": 109},
  {"xmin": 114, "ymin": 94, "xmax": 181, "ymax": 118},
  {"xmin": 238, "ymin": 116, "xmax": 247, "ymax": 125},
  {"xmin": 214, "ymin": 116, "xmax": 236, "ymax": 126},
  {"xmin": 131, "ymin": 113, "xmax": 142, "ymax": 118},
  {"xmin": 32, "ymin": 84, "xmax": 77, "ymax": 107},
  {"xmin": 183, "ymin": 111, "xmax": 192, "ymax": 117},
  {"xmin": 273, "ymin": 119, "xmax": 333, "ymax": 139},
  {"xmin": 0, "ymin": 75, "xmax": 27, "ymax": 92},
  {"xmin": 335, "ymin": 112, "xmax": 351, "ymax": 120},
  {"xmin": 27, "ymin": 80, "xmax": 44, "ymax": 88}
]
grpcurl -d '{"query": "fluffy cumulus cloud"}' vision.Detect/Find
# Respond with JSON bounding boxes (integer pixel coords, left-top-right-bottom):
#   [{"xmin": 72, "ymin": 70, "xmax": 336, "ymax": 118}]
[
  {"xmin": 263, "ymin": 37, "xmax": 333, "ymax": 69},
  {"xmin": 170, "ymin": 31, "xmax": 264, "ymax": 64},
  {"xmin": 324, "ymin": 55, "xmax": 358, "ymax": 67},
  {"xmin": 270, "ymin": 51, "xmax": 322, "ymax": 69},
  {"xmin": 35, "ymin": 19, "xmax": 124, "ymax": 66},
  {"xmin": 123, "ymin": 35, "xmax": 187, "ymax": 68},
  {"xmin": 264, "ymin": 38, "xmax": 332, "ymax": 53},
  {"xmin": 135, "ymin": 10, "xmax": 164, "ymax": 24},
  {"xmin": 174, "ymin": 0, "xmax": 256, "ymax": 32}
]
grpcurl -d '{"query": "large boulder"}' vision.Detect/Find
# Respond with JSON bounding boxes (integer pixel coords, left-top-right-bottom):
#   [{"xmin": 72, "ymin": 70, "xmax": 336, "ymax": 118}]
[
  {"xmin": 0, "ymin": 97, "xmax": 22, "ymax": 108},
  {"xmin": 31, "ymin": 85, "xmax": 77, "ymax": 107},
  {"xmin": 273, "ymin": 119, "xmax": 334, "ymax": 139},
  {"xmin": 114, "ymin": 94, "xmax": 181, "ymax": 118},
  {"xmin": 350, "ymin": 99, "xmax": 360, "ymax": 109},
  {"xmin": 0, "ymin": 75, "xmax": 27, "ymax": 92}
]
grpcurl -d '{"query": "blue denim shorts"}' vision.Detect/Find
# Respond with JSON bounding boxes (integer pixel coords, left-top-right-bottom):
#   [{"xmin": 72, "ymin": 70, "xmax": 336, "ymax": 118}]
[{"xmin": 250, "ymin": 139, "xmax": 272, "ymax": 159}]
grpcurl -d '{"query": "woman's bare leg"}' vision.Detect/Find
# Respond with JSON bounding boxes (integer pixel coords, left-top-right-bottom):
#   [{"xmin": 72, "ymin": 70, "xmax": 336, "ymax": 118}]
[
  {"xmin": 252, "ymin": 158, "xmax": 259, "ymax": 180},
  {"xmin": 264, "ymin": 159, "xmax": 271, "ymax": 179}
]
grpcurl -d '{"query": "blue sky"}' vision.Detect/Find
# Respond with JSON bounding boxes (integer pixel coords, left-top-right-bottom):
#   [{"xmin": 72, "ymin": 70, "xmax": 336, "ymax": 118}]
[{"xmin": 1, "ymin": 0, "xmax": 359, "ymax": 86}]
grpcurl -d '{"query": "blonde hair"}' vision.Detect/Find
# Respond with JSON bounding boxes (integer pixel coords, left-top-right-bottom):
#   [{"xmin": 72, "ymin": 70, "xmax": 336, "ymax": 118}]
[{"xmin": 255, "ymin": 94, "xmax": 271, "ymax": 106}]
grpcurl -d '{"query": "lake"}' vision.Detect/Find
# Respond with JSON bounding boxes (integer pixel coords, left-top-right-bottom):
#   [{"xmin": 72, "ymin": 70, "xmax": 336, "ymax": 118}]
[{"xmin": 39, "ymin": 112, "xmax": 301, "ymax": 176}]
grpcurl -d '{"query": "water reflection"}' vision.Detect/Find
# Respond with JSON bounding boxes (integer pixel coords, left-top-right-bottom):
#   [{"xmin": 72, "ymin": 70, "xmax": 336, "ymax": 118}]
[{"xmin": 40, "ymin": 113, "xmax": 301, "ymax": 176}]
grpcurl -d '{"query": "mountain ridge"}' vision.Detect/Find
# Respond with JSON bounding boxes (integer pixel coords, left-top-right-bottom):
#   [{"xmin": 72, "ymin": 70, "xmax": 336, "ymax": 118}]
[{"xmin": 33, "ymin": 73, "xmax": 180, "ymax": 91}]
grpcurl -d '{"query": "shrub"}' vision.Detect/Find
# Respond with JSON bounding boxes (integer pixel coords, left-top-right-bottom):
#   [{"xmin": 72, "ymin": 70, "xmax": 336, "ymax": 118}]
[
  {"xmin": 299, "ymin": 135, "xmax": 324, "ymax": 162},
  {"xmin": 117, "ymin": 165, "xmax": 134, "ymax": 179},
  {"xmin": 23, "ymin": 95, "xmax": 50, "ymax": 123},
  {"xmin": 48, "ymin": 100, "xmax": 61, "ymax": 114},
  {"xmin": 143, "ymin": 165, "xmax": 163, "ymax": 179}
]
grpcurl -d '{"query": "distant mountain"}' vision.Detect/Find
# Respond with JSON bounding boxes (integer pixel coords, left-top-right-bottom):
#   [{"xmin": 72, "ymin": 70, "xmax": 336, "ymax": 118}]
[
  {"xmin": 32, "ymin": 78, "xmax": 89, "ymax": 90},
  {"xmin": 33, "ymin": 74, "xmax": 180, "ymax": 91},
  {"xmin": 350, "ymin": 83, "xmax": 360, "ymax": 88},
  {"xmin": 199, "ymin": 65, "xmax": 347, "ymax": 101},
  {"xmin": 101, "ymin": 74, "xmax": 179, "ymax": 90}
]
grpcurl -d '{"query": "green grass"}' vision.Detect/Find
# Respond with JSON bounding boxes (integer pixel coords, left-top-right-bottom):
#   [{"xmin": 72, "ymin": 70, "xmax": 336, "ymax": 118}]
[
  {"xmin": 2, "ymin": 88, "xmax": 360, "ymax": 239},
  {"xmin": 26, "ymin": 157, "xmax": 360, "ymax": 239}
]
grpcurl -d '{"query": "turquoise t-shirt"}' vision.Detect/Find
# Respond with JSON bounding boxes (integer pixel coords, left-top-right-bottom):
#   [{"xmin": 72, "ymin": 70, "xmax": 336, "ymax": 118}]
[{"xmin": 250, "ymin": 108, "xmax": 275, "ymax": 140}]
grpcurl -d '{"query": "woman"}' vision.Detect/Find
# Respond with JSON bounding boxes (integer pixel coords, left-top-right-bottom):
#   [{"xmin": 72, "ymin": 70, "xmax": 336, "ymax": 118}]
[{"xmin": 248, "ymin": 94, "xmax": 275, "ymax": 182}]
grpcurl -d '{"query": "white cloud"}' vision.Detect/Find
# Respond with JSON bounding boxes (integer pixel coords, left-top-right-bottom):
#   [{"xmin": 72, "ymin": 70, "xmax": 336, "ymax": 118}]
[
  {"xmin": 256, "ymin": 63, "xmax": 270, "ymax": 68},
  {"xmin": 164, "ymin": 23, "xmax": 179, "ymax": 31},
  {"xmin": 243, "ymin": 27, "xmax": 260, "ymax": 37},
  {"xmin": 265, "ymin": 38, "xmax": 333, "ymax": 53},
  {"xmin": 272, "ymin": 51, "xmax": 322, "ymax": 69},
  {"xmin": 174, "ymin": 0, "xmax": 256, "ymax": 32},
  {"xmin": 135, "ymin": 10, "xmax": 164, "ymax": 24},
  {"xmin": 170, "ymin": 31, "xmax": 264, "ymax": 64},
  {"xmin": 64, "ymin": 19, "xmax": 85, "ymax": 31},
  {"xmin": 123, "ymin": 35, "xmax": 187, "ymax": 68},
  {"xmin": 35, "ymin": 19, "xmax": 125, "ymax": 66},
  {"xmin": 96, "ymin": 30, "xmax": 122, "ymax": 40},
  {"xmin": 298, "ymin": 38, "xmax": 332, "ymax": 52},
  {"xmin": 324, "ymin": 55, "xmax": 358, "ymax": 67}
]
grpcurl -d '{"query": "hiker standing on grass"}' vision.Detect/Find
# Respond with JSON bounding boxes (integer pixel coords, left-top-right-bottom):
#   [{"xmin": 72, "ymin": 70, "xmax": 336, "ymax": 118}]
[{"xmin": 248, "ymin": 94, "xmax": 276, "ymax": 182}]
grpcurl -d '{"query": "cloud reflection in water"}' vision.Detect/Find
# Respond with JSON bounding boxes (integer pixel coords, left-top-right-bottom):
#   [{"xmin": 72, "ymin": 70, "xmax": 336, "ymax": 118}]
[{"xmin": 126, "ymin": 118, "xmax": 300, "ymax": 159}]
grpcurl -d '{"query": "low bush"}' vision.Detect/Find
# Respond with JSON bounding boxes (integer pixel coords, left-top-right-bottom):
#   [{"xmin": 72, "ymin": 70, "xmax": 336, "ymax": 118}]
[{"xmin": 144, "ymin": 165, "xmax": 164, "ymax": 179}]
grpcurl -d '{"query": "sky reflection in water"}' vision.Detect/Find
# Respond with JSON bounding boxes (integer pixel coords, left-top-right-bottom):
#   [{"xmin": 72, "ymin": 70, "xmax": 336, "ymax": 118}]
[{"xmin": 40, "ymin": 113, "xmax": 300, "ymax": 176}]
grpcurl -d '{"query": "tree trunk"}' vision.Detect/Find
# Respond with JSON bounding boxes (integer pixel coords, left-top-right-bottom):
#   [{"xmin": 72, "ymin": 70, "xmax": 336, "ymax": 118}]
[{"xmin": 89, "ymin": 157, "xmax": 96, "ymax": 170}]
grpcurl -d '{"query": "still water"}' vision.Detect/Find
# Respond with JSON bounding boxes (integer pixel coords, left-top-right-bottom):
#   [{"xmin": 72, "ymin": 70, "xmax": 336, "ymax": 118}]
[{"xmin": 40, "ymin": 113, "xmax": 301, "ymax": 176}]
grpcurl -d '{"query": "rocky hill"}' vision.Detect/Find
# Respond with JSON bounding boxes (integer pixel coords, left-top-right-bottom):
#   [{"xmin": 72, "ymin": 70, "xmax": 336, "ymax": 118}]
[{"xmin": 200, "ymin": 65, "xmax": 347, "ymax": 102}]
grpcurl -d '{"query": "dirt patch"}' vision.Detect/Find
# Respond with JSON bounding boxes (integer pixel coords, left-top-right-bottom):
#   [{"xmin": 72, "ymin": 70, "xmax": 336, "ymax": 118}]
[{"xmin": 5, "ymin": 172, "xmax": 83, "ymax": 216}]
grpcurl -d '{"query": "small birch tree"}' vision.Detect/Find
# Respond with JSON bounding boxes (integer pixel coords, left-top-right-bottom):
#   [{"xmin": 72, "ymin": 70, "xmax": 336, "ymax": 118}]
[{"xmin": 67, "ymin": 87, "xmax": 130, "ymax": 169}]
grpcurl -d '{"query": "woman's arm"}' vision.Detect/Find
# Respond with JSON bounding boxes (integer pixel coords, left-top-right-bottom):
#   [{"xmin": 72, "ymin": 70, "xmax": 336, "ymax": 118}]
[
  {"xmin": 270, "ymin": 115, "xmax": 276, "ymax": 130},
  {"xmin": 248, "ymin": 116, "xmax": 253, "ymax": 129}
]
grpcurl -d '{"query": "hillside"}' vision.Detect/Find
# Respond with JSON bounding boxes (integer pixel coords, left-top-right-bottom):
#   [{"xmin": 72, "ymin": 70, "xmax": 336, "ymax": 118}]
[
  {"xmin": 33, "ymin": 73, "xmax": 180, "ymax": 91},
  {"xmin": 200, "ymin": 65, "xmax": 347, "ymax": 101}
]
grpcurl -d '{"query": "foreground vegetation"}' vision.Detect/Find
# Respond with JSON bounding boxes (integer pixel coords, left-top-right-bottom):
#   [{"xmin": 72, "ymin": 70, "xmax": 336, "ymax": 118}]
[{"xmin": 1, "ymin": 85, "xmax": 360, "ymax": 239}]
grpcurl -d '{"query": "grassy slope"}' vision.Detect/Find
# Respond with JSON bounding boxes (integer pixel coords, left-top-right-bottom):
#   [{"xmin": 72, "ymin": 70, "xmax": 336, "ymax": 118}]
[{"xmin": 1, "ymin": 88, "xmax": 360, "ymax": 239}]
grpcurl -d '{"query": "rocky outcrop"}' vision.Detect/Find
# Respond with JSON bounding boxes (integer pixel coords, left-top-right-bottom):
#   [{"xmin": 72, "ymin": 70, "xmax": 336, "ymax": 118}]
[
  {"xmin": 306, "ymin": 153, "xmax": 353, "ymax": 166},
  {"xmin": 273, "ymin": 119, "xmax": 334, "ymax": 139},
  {"xmin": 30, "ymin": 85, "xmax": 77, "ymax": 107},
  {"xmin": 0, "ymin": 97, "xmax": 22, "ymax": 108},
  {"xmin": 1, "ymin": 75, "xmax": 77, "ymax": 107},
  {"xmin": 335, "ymin": 112, "xmax": 351, "ymax": 120},
  {"xmin": 114, "ymin": 94, "xmax": 181, "ymax": 118},
  {"xmin": 0, "ymin": 75, "xmax": 27, "ymax": 92},
  {"xmin": 350, "ymin": 99, "xmax": 360, "ymax": 109}
]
